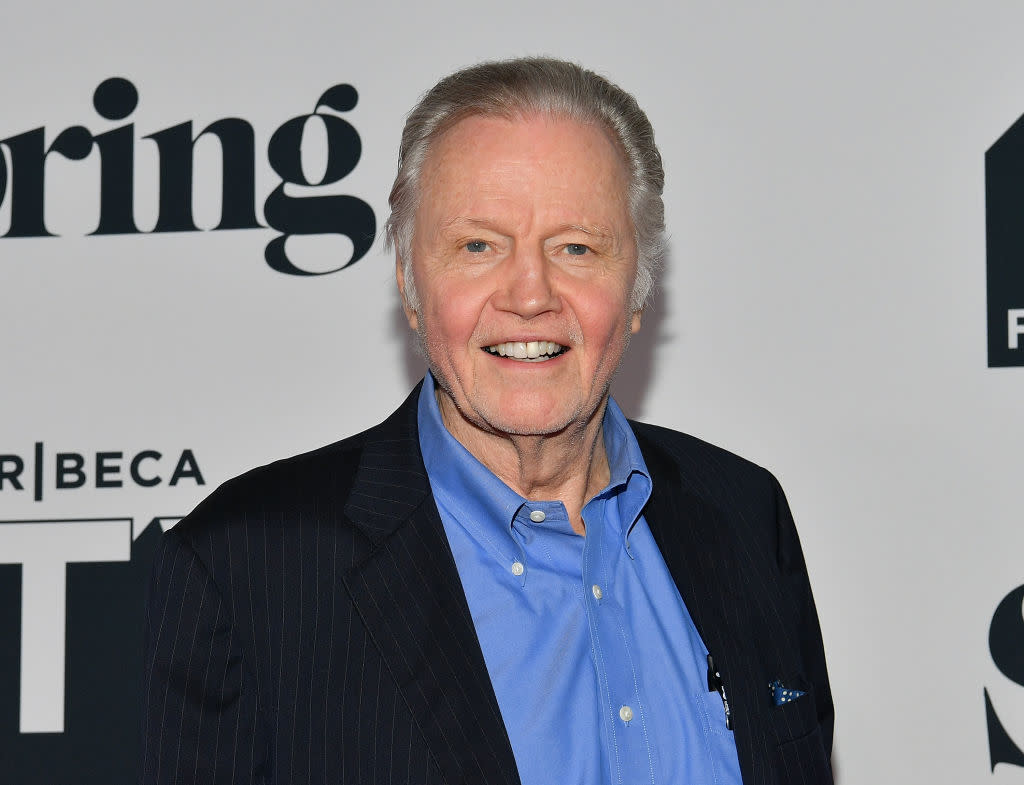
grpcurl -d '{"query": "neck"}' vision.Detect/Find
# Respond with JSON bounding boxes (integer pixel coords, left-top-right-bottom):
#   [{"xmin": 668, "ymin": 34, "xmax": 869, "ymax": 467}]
[{"xmin": 437, "ymin": 392, "xmax": 610, "ymax": 535}]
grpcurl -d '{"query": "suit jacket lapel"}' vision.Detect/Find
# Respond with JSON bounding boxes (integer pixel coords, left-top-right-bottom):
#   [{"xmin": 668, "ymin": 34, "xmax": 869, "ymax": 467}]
[
  {"xmin": 634, "ymin": 428, "xmax": 762, "ymax": 784},
  {"xmin": 341, "ymin": 386, "xmax": 521, "ymax": 785},
  {"xmin": 634, "ymin": 428, "xmax": 742, "ymax": 662}
]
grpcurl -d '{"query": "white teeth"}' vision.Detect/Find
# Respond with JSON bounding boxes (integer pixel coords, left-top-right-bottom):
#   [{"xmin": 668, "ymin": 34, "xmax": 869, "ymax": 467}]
[{"xmin": 484, "ymin": 340, "xmax": 567, "ymax": 361}]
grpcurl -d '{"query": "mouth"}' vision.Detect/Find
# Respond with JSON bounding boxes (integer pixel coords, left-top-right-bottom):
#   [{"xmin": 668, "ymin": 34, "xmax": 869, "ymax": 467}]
[{"xmin": 483, "ymin": 340, "xmax": 569, "ymax": 362}]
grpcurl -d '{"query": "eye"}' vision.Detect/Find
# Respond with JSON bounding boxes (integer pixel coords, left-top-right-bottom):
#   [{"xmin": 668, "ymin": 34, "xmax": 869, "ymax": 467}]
[
  {"xmin": 465, "ymin": 240, "xmax": 488, "ymax": 253},
  {"xmin": 565, "ymin": 243, "xmax": 590, "ymax": 256}
]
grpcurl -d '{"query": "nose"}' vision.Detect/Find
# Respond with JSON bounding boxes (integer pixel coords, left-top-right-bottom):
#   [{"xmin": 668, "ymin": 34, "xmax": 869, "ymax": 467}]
[{"xmin": 492, "ymin": 245, "xmax": 561, "ymax": 319}]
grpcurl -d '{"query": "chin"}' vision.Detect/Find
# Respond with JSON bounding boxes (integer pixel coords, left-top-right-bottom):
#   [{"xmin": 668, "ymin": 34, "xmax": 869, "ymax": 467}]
[{"xmin": 479, "ymin": 400, "xmax": 586, "ymax": 437}]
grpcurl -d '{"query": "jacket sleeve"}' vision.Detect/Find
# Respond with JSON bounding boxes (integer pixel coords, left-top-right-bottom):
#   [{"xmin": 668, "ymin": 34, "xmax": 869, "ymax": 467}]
[
  {"xmin": 141, "ymin": 528, "xmax": 264, "ymax": 785},
  {"xmin": 772, "ymin": 474, "xmax": 835, "ymax": 760}
]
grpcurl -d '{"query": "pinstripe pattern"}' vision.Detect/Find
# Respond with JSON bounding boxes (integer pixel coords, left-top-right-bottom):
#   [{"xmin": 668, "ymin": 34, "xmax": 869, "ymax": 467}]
[{"xmin": 142, "ymin": 386, "xmax": 832, "ymax": 784}]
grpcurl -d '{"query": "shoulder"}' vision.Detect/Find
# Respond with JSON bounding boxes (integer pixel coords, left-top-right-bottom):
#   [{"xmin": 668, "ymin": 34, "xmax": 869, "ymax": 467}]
[
  {"xmin": 628, "ymin": 420, "xmax": 789, "ymax": 548},
  {"xmin": 629, "ymin": 419, "xmax": 778, "ymax": 498},
  {"xmin": 168, "ymin": 393, "xmax": 417, "ymax": 564},
  {"xmin": 630, "ymin": 419, "xmax": 806, "ymax": 578},
  {"xmin": 171, "ymin": 385, "xmax": 422, "ymax": 551},
  {"xmin": 169, "ymin": 429, "xmax": 366, "ymax": 548}
]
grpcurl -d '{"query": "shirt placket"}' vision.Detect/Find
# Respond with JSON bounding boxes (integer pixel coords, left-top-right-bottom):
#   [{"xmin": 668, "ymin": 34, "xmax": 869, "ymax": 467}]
[{"xmin": 583, "ymin": 494, "xmax": 655, "ymax": 785}]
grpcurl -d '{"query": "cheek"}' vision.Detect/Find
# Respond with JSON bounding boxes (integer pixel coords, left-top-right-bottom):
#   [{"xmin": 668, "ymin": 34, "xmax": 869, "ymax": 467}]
[
  {"xmin": 576, "ymin": 293, "xmax": 632, "ymax": 346},
  {"xmin": 421, "ymin": 295, "xmax": 485, "ymax": 352}
]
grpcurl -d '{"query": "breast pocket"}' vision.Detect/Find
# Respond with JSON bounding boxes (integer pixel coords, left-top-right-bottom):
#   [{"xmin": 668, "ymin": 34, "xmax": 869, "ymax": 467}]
[
  {"xmin": 767, "ymin": 684, "xmax": 832, "ymax": 784},
  {"xmin": 767, "ymin": 679, "xmax": 820, "ymax": 742},
  {"xmin": 696, "ymin": 688, "xmax": 733, "ymax": 737},
  {"xmin": 692, "ymin": 690, "xmax": 742, "ymax": 783}
]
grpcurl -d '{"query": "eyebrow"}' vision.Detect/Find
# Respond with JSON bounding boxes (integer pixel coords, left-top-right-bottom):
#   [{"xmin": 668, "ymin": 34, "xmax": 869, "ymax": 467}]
[
  {"xmin": 563, "ymin": 223, "xmax": 615, "ymax": 241},
  {"xmin": 440, "ymin": 217, "xmax": 617, "ymax": 240},
  {"xmin": 440, "ymin": 217, "xmax": 503, "ymax": 232}
]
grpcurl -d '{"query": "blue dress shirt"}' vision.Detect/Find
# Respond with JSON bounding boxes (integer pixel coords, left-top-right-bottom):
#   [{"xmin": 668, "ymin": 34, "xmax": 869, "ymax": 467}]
[{"xmin": 417, "ymin": 374, "xmax": 743, "ymax": 785}]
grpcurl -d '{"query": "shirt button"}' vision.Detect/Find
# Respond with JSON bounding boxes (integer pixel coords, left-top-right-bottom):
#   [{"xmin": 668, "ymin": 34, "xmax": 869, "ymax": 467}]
[
  {"xmin": 511, "ymin": 561, "xmax": 525, "ymax": 576},
  {"xmin": 591, "ymin": 584, "xmax": 603, "ymax": 600},
  {"xmin": 529, "ymin": 510, "xmax": 546, "ymax": 523},
  {"xmin": 619, "ymin": 705, "xmax": 633, "ymax": 723}
]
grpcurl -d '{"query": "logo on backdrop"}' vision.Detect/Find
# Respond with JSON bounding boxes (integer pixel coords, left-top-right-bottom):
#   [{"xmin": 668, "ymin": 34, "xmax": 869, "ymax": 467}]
[
  {"xmin": 0, "ymin": 443, "xmax": 205, "ymax": 783},
  {"xmin": 1, "ymin": 443, "xmax": 203, "ymax": 500},
  {"xmin": 986, "ymin": 112, "xmax": 1024, "ymax": 366},
  {"xmin": 0, "ymin": 77, "xmax": 376, "ymax": 275},
  {"xmin": 985, "ymin": 583, "xmax": 1024, "ymax": 771}
]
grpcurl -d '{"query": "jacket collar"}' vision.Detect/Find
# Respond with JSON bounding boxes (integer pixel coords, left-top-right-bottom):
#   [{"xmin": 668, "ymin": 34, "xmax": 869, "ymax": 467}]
[{"xmin": 632, "ymin": 425, "xmax": 759, "ymax": 785}]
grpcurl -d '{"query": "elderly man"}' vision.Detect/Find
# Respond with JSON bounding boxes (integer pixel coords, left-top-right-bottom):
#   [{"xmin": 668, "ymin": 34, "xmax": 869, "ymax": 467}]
[{"xmin": 143, "ymin": 58, "xmax": 833, "ymax": 785}]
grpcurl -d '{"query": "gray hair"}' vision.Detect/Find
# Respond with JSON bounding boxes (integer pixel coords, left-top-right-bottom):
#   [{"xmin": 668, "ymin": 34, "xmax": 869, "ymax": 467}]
[{"xmin": 384, "ymin": 57, "xmax": 666, "ymax": 313}]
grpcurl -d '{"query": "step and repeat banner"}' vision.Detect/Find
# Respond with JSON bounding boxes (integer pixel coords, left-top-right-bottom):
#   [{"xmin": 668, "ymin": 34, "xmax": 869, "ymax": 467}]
[{"xmin": 2, "ymin": 1, "xmax": 1024, "ymax": 783}]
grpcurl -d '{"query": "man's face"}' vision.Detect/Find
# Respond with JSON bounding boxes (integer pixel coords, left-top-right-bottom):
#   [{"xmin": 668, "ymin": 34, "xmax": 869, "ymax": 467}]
[{"xmin": 399, "ymin": 113, "xmax": 641, "ymax": 439}]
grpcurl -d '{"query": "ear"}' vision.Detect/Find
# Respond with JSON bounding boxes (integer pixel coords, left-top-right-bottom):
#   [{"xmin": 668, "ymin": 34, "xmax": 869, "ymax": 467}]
[
  {"xmin": 630, "ymin": 309, "xmax": 642, "ymax": 334},
  {"xmin": 395, "ymin": 256, "xmax": 419, "ymax": 330}
]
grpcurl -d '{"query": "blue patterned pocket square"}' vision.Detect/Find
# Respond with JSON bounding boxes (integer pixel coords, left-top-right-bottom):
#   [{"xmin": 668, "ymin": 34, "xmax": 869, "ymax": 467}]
[{"xmin": 769, "ymin": 680, "xmax": 806, "ymax": 706}]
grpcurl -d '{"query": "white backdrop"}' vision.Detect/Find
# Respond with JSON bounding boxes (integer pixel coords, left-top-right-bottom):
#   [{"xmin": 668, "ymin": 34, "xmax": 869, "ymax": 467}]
[{"xmin": 2, "ymin": 1, "xmax": 1023, "ymax": 783}]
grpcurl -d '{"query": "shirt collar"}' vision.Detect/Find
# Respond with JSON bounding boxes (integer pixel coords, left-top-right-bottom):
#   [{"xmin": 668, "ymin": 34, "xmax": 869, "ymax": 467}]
[
  {"xmin": 417, "ymin": 373, "xmax": 526, "ymax": 544},
  {"xmin": 417, "ymin": 373, "xmax": 652, "ymax": 548},
  {"xmin": 601, "ymin": 395, "xmax": 651, "ymax": 496}
]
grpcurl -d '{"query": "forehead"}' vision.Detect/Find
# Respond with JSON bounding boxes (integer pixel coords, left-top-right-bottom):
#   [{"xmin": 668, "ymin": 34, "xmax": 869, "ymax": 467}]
[{"xmin": 416, "ymin": 113, "xmax": 632, "ymax": 230}]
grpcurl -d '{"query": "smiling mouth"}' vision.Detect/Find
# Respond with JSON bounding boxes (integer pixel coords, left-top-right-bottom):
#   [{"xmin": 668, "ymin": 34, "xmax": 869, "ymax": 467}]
[{"xmin": 483, "ymin": 341, "xmax": 568, "ymax": 362}]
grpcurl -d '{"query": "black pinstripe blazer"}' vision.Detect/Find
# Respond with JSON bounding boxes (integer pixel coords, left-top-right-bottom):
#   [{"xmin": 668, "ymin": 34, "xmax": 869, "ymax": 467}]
[{"xmin": 142, "ymin": 384, "xmax": 834, "ymax": 785}]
